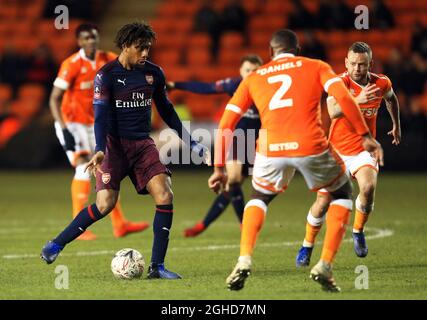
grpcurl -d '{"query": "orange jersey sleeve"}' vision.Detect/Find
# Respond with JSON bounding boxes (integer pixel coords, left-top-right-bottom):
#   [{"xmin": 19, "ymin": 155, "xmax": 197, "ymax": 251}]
[
  {"xmin": 53, "ymin": 54, "xmax": 80, "ymax": 90},
  {"xmin": 214, "ymin": 78, "xmax": 253, "ymax": 166}
]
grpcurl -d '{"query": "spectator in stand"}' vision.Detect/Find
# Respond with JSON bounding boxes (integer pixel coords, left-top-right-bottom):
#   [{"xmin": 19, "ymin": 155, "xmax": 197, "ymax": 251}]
[
  {"xmin": 383, "ymin": 48, "xmax": 405, "ymax": 95},
  {"xmin": 370, "ymin": 0, "xmax": 395, "ymax": 29},
  {"xmin": 220, "ymin": 0, "xmax": 249, "ymax": 46},
  {"xmin": 301, "ymin": 30, "xmax": 327, "ymax": 60},
  {"xmin": 411, "ymin": 21, "xmax": 427, "ymax": 60},
  {"xmin": 0, "ymin": 45, "xmax": 28, "ymax": 91},
  {"xmin": 26, "ymin": 43, "xmax": 57, "ymax": 93},
  {"xmin": 401, "ymin": 53, "xmax": 427, "ymax": 98},
  {"xmin": 317, "ymin": 0, "xmax": 353, "ymax": 30},
  {"xmin": 288, "ymin": 0, "xmax": 316, "ymax": 30},
  {"xmin": 193, "ymin": 0, "xmax": 222, "ymax": 60}
]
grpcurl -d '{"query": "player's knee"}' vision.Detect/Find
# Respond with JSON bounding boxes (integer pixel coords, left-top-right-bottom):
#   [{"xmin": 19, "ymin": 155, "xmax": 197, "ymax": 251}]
[
  {"xmin": 95, "ymin": 197, "xmax": 116, "ymax": 215},
  {"xmin": 314, "ymin": 193, "xmax": 331, "ymax": 216},
  {"xmin": 356, "ymin": 195, "xmax": 374, "ymax": 213},
  {"xmin": 360, "ymin": 181, "xmax": 376, "ymax": 198},
  {"xmin": 154, "ymin": 189, "xmax": 174, "ymax": 205}
]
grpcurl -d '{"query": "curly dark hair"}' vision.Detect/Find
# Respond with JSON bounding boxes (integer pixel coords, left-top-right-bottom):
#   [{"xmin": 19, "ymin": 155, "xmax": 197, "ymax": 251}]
[{"xmin": 114, "ymin": 22, "xmax": 156, "ymax": 50}]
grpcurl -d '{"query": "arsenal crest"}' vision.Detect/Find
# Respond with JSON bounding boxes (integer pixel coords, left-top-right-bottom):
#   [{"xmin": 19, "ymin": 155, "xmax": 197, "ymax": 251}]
[
  {"xmin": 145, "ymin": 74, "xmax": 154, "ymax": 84},
  {"xmin": 102, "ymin": 173, "xmax": 111, "ymax": 184}
]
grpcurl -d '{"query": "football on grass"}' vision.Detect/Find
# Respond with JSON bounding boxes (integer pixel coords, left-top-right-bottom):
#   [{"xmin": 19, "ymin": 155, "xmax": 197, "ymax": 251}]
[{"xmin": 111, "ymin": 248, "xmax": 145, "ymax": 279}]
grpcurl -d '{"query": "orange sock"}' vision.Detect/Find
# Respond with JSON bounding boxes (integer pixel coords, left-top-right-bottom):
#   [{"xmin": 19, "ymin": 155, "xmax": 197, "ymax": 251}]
[
  {"xmin": 240, "ymin": 200, "xmax": 267, "ymax": 257},
  {"xmin": 353, "ymin": 209, "xmax": 370, "ymax": 232},
  {"xmin": 304, "ymin": 223, "xmax": 322, "ymax": 247},
  {"xmin": 110, "ymin": 200, "xmax": 126, "ymax": 230},
  {"xmin": 71, "ymin": 179, "xmax": 90, "ymax": 218},
  {"xmin": 304, "ymin": 211, "xmax": 324, "ymax": 247},
  {"xmin": 320, "ymin": 200, "xmax": 351, "ymax": 264}
]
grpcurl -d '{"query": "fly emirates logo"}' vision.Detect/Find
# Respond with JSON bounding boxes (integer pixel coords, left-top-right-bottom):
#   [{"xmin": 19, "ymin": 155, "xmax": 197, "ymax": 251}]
[{"xmin": 115, "ymin": 92, "xmax": 152, "ymax": 108}]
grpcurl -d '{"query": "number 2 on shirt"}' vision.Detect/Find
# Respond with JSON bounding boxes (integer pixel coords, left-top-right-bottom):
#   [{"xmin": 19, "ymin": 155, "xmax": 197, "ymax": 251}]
[{"xmin": 268, "ymin": 75, "xmax": 293, "ymax": 110}]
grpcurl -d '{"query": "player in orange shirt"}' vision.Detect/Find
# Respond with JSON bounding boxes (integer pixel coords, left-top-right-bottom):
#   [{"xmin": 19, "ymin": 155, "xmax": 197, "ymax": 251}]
[
  {"xmin": 208, "ymin": 30, "xmax": 384, "ymax": 292},
  {"xmin": 49, "ymin": 23, "xmax": 149, "ymax": 240},
  {"xmin": 295, "ymin": 42, "xmax": 401, "ymax": 266}
]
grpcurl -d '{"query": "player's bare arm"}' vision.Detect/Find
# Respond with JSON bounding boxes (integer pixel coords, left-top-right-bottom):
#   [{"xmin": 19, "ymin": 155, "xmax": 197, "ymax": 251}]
[
  {"xmin": 384, "ymin": 90, "xmax": 401, "ymax": 145},
  {"xmin": 49, "ymin": 85, "xmax": 76, "ymax": 151},
  {"xmin": 49, "ymin": 86, "xmax": 67, "ymax": 129},
  {"xmin": 326, "ymin": 96, "xmax": 343, "ymax": 119}
]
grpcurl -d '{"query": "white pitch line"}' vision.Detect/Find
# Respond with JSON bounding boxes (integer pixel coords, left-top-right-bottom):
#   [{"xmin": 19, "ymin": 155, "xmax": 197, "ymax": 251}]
[{"xmin": 1, "ymin": 227, "xmax": 393, "ymax": 260}]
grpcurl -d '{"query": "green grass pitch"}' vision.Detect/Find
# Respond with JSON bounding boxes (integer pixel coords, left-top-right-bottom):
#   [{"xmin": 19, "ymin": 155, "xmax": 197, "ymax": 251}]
[{"xmin": 0, "ymin": 170, "xmax": 426, "ymax": 300}]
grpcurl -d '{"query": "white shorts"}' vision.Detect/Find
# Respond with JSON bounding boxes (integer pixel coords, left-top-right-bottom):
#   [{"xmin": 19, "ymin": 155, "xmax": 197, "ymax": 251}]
[
  {"xmin": 318, "ymin": 150, "xmax": 378, "ymax": 194},
  {"xmin": 55, "ymin": 122, "xmax": 95, "ymax": 166},
  {"xmin": 252, "ymin": 148, "xmax": 348, "ymax": 195}
]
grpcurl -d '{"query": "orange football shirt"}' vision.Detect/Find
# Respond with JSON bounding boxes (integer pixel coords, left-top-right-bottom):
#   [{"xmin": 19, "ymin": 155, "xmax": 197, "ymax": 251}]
[
  {"xmin": 329, "ymin": 72, "xmax": 392, "ymax": 155},
  {"xmin": 214, "ymin": 53, "xmax": 369, "ymax": 166},
  {"xmin": 53, "ymin": 49, "xmax": 117, "ymax": 125}
]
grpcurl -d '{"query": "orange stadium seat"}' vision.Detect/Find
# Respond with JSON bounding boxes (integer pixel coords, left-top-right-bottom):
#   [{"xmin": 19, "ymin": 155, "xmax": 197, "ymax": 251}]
[
  {"xmin": 188, "ymin": 33, "xmax": 211, "ymax": 48},
  {"xmin": 17, "ymin": 84, "xmax": 46, "ymax": 103},
  {"xmin": 328, "ymin": 46, "xmax": 349, "ymax": 62},
  {"xmin": 302, "ymin": 0, "xmax": 319, "ymax": 13},
  {"xmin": 218, "ymin": 49, "xmax": 244, "ymax": 67},
  {"xmin": 396, "ymin": 13, "xmax": 422, "ymax": 27},
  {"xmin": 192, "ymin": 66, "xmax": 228, "ymax": 82},
  {"xmin": 185, "ymin": 95, "xmax": 219, "ymax": 120},
  {"xmin": 38, "ymin": 19, "xmax": 61, "ymax": 41},
  {"xmin": 154, "ymin": 32, "xmax": 187, "ymax": 51},
  {"xmin": 0, "ymin": 117, "xmax": 22, "ymax": 148},
  {"xmin": 170, "ymin": 18, "xmax": 194, "ymax": 34},
  {"xmin": 0, "ymin": 22, "xmax": 11, "ymax": 36},
  {"xmin": 154, "ymin": 50, "xmax": 181, "ymax": 67},
  {"xmin": 22, "ymin": 0, "xmax": 45, "ymax": 19},
  {"xmin": 12, "ymin": 36, "xmax": 40, "ymax": 54},
  {"xmin": 10, "ymin": 21, "xmax": 33, "ymax": 37},
  {"xmin": 220, "ymin": 32, "xmax": 245, "ymax": 50},
  {"xmin": 249, "ymin": 15, "xmax": 287, "ymax": 33},
  {"xmin": 186, "ymin": 49, "xmax": 212, "ymax": 66},
  {"xmin": 157, "ymin": 2, "xmax": 185, "ymax": 18},
  {"xmin": 264, "ymin": 0, "xmax": 293, "ymax": 15},
  {"xmin": 372, "ymin": 46, "xmax": 392, "ymax": 61},
  {"xmin": 150, "ymin": 18, "xmax": 174, "ymax": 34},
  {"xmin": 0, "ymin": 5, "xmax": 19, "ymax": 20},
  {"xmin": 9, "ymin": 99, "xmax": 41, "ymax": 121},
  {"xmin": 250, "ymin": 31, "xmax": 270, "ymax": 47},
  {"xmin": 179, "ymin": 1, "xmax": 200, "ymax": 17},
  {"xmin": 242, "ymin": 0, "xmax": 263, "ymax": 15},
  {"xmin": 163, "ymin": 66, "xmax": 192, "ymax": 82}
]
